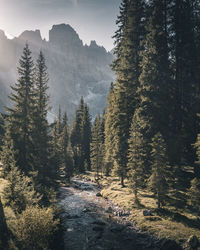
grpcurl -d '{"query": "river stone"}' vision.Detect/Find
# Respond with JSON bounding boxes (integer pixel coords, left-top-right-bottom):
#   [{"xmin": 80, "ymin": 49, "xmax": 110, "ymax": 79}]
[
  {"xmin": 82, "ymin": 207, "xmax": 91, "ymax": 213},
  {"xmin": 187, "ymin": 235, "xmax": 199, "ymax": 249},
  {"xmin": 106, "ymin": 206, "xmax": 112, "ymax": 213}
]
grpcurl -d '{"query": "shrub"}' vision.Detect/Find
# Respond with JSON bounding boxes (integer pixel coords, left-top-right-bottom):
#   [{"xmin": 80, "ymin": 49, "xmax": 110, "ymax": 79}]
[{"xmin": 11, "ymin": 206, "xmax": 59, "ymax": 250}]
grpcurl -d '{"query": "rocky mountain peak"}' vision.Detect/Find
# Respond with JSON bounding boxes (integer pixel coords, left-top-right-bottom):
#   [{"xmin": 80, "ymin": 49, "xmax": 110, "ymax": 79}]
[
  {"xmin": 0, "ymin": 30, "xmax": 7, "ymax": 40},
  {"xmin": 49, "ymin": 23, "xmax": 83, "ymax": 47},
  {"xmin": 18, "ymin": 29, "xmax": 42, "ymax": 43}
]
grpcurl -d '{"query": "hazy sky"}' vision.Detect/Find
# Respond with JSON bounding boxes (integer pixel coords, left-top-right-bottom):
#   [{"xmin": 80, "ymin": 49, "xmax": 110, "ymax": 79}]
[{"xmin": 0, "ymin": 0, "xmax": 121, "ymax": 51}]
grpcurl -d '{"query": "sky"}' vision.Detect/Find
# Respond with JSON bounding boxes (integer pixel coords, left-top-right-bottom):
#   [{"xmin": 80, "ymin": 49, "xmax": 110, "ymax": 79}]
[{"xmin": 0, "ymin": 0, "xmax": 121, "ymax": 51}]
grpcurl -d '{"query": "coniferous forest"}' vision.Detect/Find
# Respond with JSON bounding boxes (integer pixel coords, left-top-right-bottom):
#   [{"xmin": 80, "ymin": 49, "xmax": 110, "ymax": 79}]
[{"xmin": 1, "ymin": 0, "xmax": 200, "ymax": 249}]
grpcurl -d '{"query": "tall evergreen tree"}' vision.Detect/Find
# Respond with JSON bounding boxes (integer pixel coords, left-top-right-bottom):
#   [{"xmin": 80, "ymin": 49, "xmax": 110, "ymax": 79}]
[
  {"xmin": 149, "ymin": 133, "xmax": 168, "ymax": 209},
  {"xmin": 90, "ymin": 115, "xmax": 104, "ymax": 179},
  {"xmin": 59, "ymin": 112, "xmax": 73, "ymax": 182},
  {"xmin": 71, "ymin": 97, "xmax": 91, "ymax": 173},
  {"xmin": 6, "ymin": 44, "xmax": 35, "ymax": 174},
  {"xmin": 32, "ymin": 51, "xmax": 51, "ymax": 186},
  {"xmin": 82, "ymin": 103, "xmax": 91, "ymax": 171},
  {"xmin": 0, "ymin": 198, "xmax": 8, "ymax": 249},
  {"xmin": 170, "ymin": 0, "xmax": 199, "ymax": 165},
  {"xmin": 108, "ymin": 0, "xmax": 145, "ymax": 187},
  {"xmin": 71, "ymin": 98, "xmax": 84, "ymax": 173},
  {"xmin": 138, "ymin": 0, "xmax": 171, "ymax": 141},
  {"xmin": 0, "ymin": 113, "xmax": 5, "ymax": 150},
  {"xmin": 128, "ymin": 116, "xmax": 146, "ymax": 203},
  {"xmin": 104, "ymin": 83, "xmax": 115, "ymax": 176}
]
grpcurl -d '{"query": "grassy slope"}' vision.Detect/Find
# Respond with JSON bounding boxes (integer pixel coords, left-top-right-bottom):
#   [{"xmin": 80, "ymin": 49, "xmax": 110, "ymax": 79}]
[{"xmin": 80, "ymin": 171, "xmax": 200, "ymax": 248}]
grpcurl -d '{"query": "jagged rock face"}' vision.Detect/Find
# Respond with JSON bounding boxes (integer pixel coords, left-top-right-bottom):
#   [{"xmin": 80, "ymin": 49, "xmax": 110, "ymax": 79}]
[{"xmin": 0, "ymin": 24, "xmax": 114, "ymax": 119}]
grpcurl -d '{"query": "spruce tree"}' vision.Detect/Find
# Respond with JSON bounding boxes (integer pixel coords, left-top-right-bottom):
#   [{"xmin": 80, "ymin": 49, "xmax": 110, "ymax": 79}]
[
  {"xmin": 90, "ymin": 115, "xmax": 104, "ymax": 179},
  {"xmin": 59, "ymin": 112, "xmax": 73, "ymax": 182},
  {"xmin": 138, "ymin": 0, "xmax": 171, "ymax": 142},
  {"xmin": 0, "ymin": 113, "xmax": 5, "ymax": 150},
  {"xmin": 128, "ymin": 115, "xmax": 147, "ymax": 203},
  {"xmin": 149, "ymin": 133, "xmax": 168, "ymax": 209},
  {"xmin": 109, "ymin": 0, "xmax": 145, "ymax": 187},
  {"xmin": 82, "ymin": 103, "xmax": 91, "ymax": 171},
  {"xmin": 71, "ymin": 97, "xmax": 91, "ymax": 173},
  {"xmin": 32, "ymin": 51, "xmax": 50, "ymax": 186},
  {"xmin": 170, "ymin": 0, "xmax": 199, "ymax": 165},
  {"xmin": 0, "ymin": 128, "xmax": 17, "ymax": 179},
  {"xmin": 0, "ymin": 198, "xmax": 8, "ymax": 249},
  {"xmin": 188, "ymin": 177, "xmax": 200, "ymax": 213},
  {"xmin": 71, "ymin": 99, "xmax": 84, "ymax": 173},
  {"xmin": 6, "ymin": 44, "xmax": 35, "ymax": 174},
  {"xmin": 104, "ymin": 83, "xmax": 115, "ymax": 176},
  {"xmin": 194, "ymin": 132, "xmax": 200, "ymax": 177}
]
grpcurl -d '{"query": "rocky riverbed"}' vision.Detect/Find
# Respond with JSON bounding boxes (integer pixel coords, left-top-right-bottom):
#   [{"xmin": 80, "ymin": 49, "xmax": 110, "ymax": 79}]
[{"xmin": 59, "ymin": 177, "xmax": 183, "ymax": 250}]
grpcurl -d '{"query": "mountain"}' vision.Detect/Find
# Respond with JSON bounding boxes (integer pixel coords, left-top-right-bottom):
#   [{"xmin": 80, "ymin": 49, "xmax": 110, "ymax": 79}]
[{"xmin": 0, "ymin": 24, "xmax": 114, "ymax": 119}]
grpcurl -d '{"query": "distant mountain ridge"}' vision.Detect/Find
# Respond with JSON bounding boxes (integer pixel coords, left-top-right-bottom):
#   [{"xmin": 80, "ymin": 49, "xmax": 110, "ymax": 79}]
[{"xmin": 0, "ymin": 24, "xmax": 114, "ymax": 119}]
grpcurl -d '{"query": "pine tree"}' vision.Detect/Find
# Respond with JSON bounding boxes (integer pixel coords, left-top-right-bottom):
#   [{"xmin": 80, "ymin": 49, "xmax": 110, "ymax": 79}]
[
  {"xmin": 0, "ymin": 113, "xmax": 5, "ymax": 150},
  {"xmin": 188, "ymin": 177, "xmax": 200, "ymax": 212},
  {"xmin": 128, "ymin": 115, "xmax": 148, "ymax": 203},
  {"xmin": 109, "ymin": 0, "xmax": 145, "ymax": 187},
  {"xmin": 149, "ymin": 133, "xmax": 168, "ymax": 209},
  {"xmin": 3, "ymin": 157, "xmax": 40, "ymax": 214},
  {"xmin": 59, "ymin": 112, "xmax": 73, "ymax": 182},
  {"xmin": 194, "ymin": 132, "xmax": 200, "ymax": 177},
  {"xmin": 170, "ymin": 0, "xmax": 199, "ymax": 165},
  {"xmin": 104, "ymin": 83, "xmax": 115, "ymax": 176},
  {"xmin": 6, "ymin": 44, "xmax": 35, "ymax": 174},
  {"xmin": 71, "ymin": 97, "xmax": 91, "ymax": 173},
  {"xmin": 71, "ymin": 99, "xmax": 84, "ymax": 173},
  {"xmin": 82, "ymin": 103, "xmax": 91, "ymax": 171},
  {"xmin": 0, "ymin": 198, "xmax": 8, "ymax": 248},
  {"xmin": 90, "ymin": 115, "xmax": 104, "ymax": 179},
  {"xmin": 32, "ymin": 51, "xmax": 51, "ymax": 186},
  {"xmin": 0, "ymin": 128, "xmax": 17, "ymax": 179},
  {"xmin": 138, "ymin": 0, "xmax": 171, "ymax": 142}
]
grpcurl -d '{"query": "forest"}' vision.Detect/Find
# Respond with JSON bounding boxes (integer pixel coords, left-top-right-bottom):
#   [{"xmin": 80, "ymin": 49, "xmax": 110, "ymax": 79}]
[{"xmin": 1, "ymin": 0, "xmax": 200, "ymax": 249}]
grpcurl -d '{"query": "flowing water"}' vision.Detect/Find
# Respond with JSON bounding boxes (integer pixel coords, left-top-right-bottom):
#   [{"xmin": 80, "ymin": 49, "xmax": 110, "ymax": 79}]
[{"xmin": 59, "ymin": 177, "xmax": 162, "ymax": 250}]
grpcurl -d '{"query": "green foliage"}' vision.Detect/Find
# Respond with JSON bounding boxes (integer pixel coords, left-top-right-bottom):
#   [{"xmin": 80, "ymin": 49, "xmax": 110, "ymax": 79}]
[
  {"xmin": 0, "ymin": 129, "xmax": 17, "ymax": 179},
  {"xmin": 90, "ymin": 115, "xmax": 104, "ymax": 179},
  {"xmin": 128, "ymin": 116, "xmax": 147, "ymax": 202},
  {"xmin": 0, "ymin": 198, "xmax": 8, "ymax": 248},
  {"xmin": 3, "ymin": 164, "xmax": 40, "ymax": 214},
  {"xmin": 6, "ymin": 44, "xmax": 35, "ymax": 174},
  {"xmin": 58, "ymin": 112, "xmax": 74, "ymax": 181},
  {"xmin": 0, "ymin": 113, "xmax": 5, "ymax": 150},
  {"xmin": 71, "ymin": 97, "xmax": 91, "ymax": 173},
  {"xmin": 11, "ymin": 206, "xmax": 59, "ymax": 250},
  {"xmin": 188, "ymin": 177, "xmax": 200, "ymax": 212},
  {"xmin": 104, "ymin": 83, "xmax": 115, "ymax": 176},
  {"xmin": 32, "ymin": 51, "xmax": 51, "ymax": 187},
  {"xmin": 149, "ymin": 133, "xmax": 168, "ymax": 209}
]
